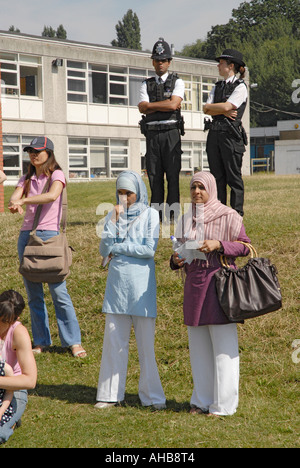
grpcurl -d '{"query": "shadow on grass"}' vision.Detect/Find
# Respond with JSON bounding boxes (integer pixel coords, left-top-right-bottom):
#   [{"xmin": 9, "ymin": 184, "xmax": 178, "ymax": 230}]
[{"xmin": 31, "ymin": 383, "xmax": 190, "ymax": 413}]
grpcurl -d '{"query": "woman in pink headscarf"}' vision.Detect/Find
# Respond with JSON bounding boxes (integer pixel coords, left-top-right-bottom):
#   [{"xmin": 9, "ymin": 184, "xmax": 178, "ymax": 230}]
[{"xmin": 171, "ymin": 171, "xmax": 251, "ymax": 416}]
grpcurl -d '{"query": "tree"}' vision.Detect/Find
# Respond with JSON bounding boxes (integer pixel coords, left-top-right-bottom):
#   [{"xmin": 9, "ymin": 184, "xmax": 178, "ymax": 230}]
[
  {"xmin": 8, "ymin": 25, "xmax": 20, "ymax": 33},
  {"xmin": 56, "ymin": 25, "xmax": 67, "ymax": 39},
  {"xmin": 111, "ymin": 9, "xmax": 141, "ymax": 50},
  {"xmin": 179, "ymin": 0, "xmax": 300, "ymax": 126},
  {"xmin": 42, "ymin": 25, "xmax": 67, "ymax": 39}
]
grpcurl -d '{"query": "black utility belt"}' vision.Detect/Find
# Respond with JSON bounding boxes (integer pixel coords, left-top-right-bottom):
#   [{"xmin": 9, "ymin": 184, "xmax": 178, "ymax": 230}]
[
  {"xmin": 146, "ymin": 122, "xmax": 180, "ymax": 131},
  {"xmin": 211, "ymin": 120, "xmax": 234, "ymax": 131}
]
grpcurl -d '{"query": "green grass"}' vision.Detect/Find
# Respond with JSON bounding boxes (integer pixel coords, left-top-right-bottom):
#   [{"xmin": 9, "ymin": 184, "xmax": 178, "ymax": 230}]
[{"xmin": 0, "ymin": 174, "xmax": 299, "ymax": 448}]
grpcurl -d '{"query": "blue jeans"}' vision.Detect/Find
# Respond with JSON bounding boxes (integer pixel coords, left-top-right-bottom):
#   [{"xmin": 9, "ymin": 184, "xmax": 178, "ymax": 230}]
[
  {"xmin": 18, "ymin": 230, "xmax": 81, "ymax": 348},
  {"xmin": 0, "ymin": 390, "xmax": 27, "ymax": 444}
]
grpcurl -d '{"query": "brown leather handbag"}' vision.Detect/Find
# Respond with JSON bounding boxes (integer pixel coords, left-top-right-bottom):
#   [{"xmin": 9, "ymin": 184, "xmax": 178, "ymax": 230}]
[
  {"xmin": 19, "ymin": 178, "xmax": 73, "ymax": 283},
  {"xmin": 214, "ymin": 242, "xmax": 282, "ymax": 322}
]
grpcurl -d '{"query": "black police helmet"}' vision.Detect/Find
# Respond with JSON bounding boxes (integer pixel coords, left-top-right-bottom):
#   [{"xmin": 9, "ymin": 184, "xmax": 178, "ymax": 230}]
[
  {"xmin": 151, "ymin": 38, "xmax": 172, "ymax": 60},
  {"xmin": 216, "ymin": 49, "xmax": 245, "ymax": 67}
]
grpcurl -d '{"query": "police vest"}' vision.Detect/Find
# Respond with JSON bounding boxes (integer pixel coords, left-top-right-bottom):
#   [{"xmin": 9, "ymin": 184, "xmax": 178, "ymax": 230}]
[
  {"xmin": 213, "ymin": 79, "xmax": 247, "ymax": 126},
  {"xmin": 144, "ymin": 73, "xmax": 181, "ymax": 123}
]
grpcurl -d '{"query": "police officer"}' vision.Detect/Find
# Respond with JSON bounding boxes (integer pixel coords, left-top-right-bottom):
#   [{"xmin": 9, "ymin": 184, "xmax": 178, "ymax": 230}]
[
  {"xmin": 203, "ymin": 49, "xmax": 248, "ymax": 216},
  {"xmin": 139, "ymin": 38, "xmax": 185, "ymax": 222}
]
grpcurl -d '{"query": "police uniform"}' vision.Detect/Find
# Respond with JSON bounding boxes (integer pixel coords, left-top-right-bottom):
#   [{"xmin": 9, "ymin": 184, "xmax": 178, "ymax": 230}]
[
  {"xmin": 205, "ymin": 49, "xmax": 248, "ymax": 216},
  {"xmin": 139, "ymin": 39, "xmax": 185, "ymax": 222}
]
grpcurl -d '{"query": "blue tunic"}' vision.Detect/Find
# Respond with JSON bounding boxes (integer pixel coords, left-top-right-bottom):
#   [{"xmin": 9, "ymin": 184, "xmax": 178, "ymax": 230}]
[{"xmin": 100, "ymin": 207, "xmax": 159, "ymax": 318}]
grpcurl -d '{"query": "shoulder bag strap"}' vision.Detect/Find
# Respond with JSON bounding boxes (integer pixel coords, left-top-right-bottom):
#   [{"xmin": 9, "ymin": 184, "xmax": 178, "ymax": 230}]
[{"xmin": 31, "ymin": 177, "xmax": 67, "ymax": 233}]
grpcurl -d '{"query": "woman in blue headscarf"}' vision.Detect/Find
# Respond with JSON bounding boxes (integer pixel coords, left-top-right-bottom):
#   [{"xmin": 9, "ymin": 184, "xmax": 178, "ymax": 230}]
[{"xmin": 95, "ymin": 171, "xmax": 166, "ymax": 410}]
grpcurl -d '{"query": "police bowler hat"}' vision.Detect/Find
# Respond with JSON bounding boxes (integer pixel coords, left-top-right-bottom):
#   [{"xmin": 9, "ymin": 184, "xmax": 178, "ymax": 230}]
[
  {"xmin": 216, "ymin": 49, "xmax": 245, "ymax": 67},
  {"xmin": 24, "ymin": 136, "xmax": 54, "ymax": 152},
  {"xmin": 151, "ymin": 38, "xmax": 172, "ymax": 60}
]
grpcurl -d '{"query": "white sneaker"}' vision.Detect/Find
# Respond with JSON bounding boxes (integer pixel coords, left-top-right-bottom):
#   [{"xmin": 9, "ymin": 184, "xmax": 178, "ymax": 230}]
[{"xmin": 94, "ymin": 401, "xmax": 117, "ymax": 409}]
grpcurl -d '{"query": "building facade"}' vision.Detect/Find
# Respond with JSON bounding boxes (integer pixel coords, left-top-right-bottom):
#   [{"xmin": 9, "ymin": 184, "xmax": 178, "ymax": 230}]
[{"xmin": 0, "ymin": 31, "xmax": 250, "ymax": 184}]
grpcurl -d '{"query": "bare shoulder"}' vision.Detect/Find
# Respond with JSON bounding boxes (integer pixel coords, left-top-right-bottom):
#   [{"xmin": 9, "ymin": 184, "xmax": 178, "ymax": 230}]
[{"xmin": 12, "ymin": 323, "xmax": 31, "ymax": 348}]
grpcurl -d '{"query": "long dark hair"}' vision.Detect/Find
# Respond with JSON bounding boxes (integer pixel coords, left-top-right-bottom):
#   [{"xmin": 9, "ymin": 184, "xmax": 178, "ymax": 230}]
[
  {"xmin": 227, "ymin": 60, "xmax": 246, "ymax": 79},
  {"xmin": 23, "ymin": 149, "xmax": 62, "ymax": 197},
  {"xmin": 0, "ymin": 290, "xmax": 25, "ymax": 325}
]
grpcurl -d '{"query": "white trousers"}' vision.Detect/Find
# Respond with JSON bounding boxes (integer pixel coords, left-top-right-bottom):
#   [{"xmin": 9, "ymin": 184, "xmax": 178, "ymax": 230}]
[
  {"xmin": 96, "ymin": 314, "xmax": 166, "ymax": 406},
  {"xmin": 188, "ymin": 323, "xmax": 240, "ymax": 416}
]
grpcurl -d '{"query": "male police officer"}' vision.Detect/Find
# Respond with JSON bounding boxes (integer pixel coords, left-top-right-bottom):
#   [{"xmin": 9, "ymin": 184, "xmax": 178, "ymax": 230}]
[
  {"xmin": 203, "ymin": 49, "xmax": 248, "ymax": 217},
  {"xmin": 139, "ymin": 38, "xmax": 185, "ymax": 222}
]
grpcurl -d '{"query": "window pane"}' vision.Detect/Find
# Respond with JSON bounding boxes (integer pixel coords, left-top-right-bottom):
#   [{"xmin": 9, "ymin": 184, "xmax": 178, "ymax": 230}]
[
  {"xmin": 129, "ymin": 68, "xmax": 146, "ymax": 76},
  {"xmin": 89, "ymin": 64, "xmax": 107, "ymax": 72},
  {"xmin": 110, "ymin": 83, "xmax": 126, "ymax": 95},
  {"xmin": 3, "ymin": 135, "xmax": 19, "ymax": 143},
  {"xmin": 90, "ymin": 147, "xmax": 109, "ymax": 178},
  {"xmin": 68, "ymin": 70, "xmax": 85, "ymax": 78},
  {"xmin": 0, "ymin": 53, "xmax": 17, "ymax": 61},
  {"xmin": 129, "ymin": 76, "xmax": 143, "ymax": 106},
  {"xmin": 111, "ymin": 157, "xmax": 127, "ymax": 168},
  {"xmin": 67, "ymin": 93, "xmax": 87, "ymax": 102},
  {"xmin": 4, "ymin": 153, "xmax": 19, "ymax": 167},
  {"xmin": 0, "ymin": 62, "xmax": 17, "ymax": 71},
  {"xmin": 68, "ymin": 79, "xmax": 86, "ymax": 92},
  {"xmin": 69, "ymin": 170, "xmax": 89, "ymax": 179},
  {"xmin": 67, "ymin": 60, "xmax": 86, "ymax": 69},
  {"xmin": 110, "ymin": 97, "xmax": 128, "ymax": 105},
  {"xmin": 110, "ymin": 66, "xmax": 126, "ymax": 74},
  {"xmin": 19, "ymin": 55, "xmax": 41, "ymax": 64},
  {"xmin": 20, "ymin": 66, "xmax": 40, "ymax": 97},
  {"xmin": 69, "ymin": 138, "xmax": 87, "ymax": 145},
  {"xmin": 89, "ymin": 72, "xmax": 107, "ymax": 103},
  {"xmin": 1, "ymin": 71, "xmax": 17, "ymax": 86},
  {"xmin": 69, "ymin": 156, "xmax": 87, "ymax": 167}
]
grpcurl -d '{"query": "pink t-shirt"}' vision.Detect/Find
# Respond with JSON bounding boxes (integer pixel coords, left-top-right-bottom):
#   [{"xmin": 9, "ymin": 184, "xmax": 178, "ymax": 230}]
[
  {"xmin": 17, "ymin": 170, "xmax": 66, "ymax": 231},
  {"xmin": 1, "ymin": 322, "xmax": 22, "ymax": 376}
]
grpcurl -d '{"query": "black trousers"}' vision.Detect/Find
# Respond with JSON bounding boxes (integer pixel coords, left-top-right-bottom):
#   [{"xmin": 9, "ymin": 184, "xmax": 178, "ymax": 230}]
[
  {"xmin": 206, "ymin": 130, "xmax": 245, "ymax": 216},
  {"xmin": 145, "ymin": 127, "xmax": 182, "ymax": 221}
]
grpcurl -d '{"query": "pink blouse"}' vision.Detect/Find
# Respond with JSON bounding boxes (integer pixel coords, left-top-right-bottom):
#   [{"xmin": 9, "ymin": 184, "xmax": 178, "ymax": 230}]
[
  {"xmin": 1, "ymin": 322, "xmax": 22, "ymax": 376},
  {"xmin": 17, "ymin": 170, "xmax": 66, "ymax": 231}
]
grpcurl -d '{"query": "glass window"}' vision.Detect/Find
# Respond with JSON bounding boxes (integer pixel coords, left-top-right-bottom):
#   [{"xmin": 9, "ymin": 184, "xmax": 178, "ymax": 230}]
[
  {"xmin": 20, "ymin": 66, "xmax": 41, "ymax": 97},
  {"xmin": 68, "ymin": 137, "xmax": 128, "ymax": 180},
  {"xmin": 89, "ymin": 69, "xmax": 107, "ymax": 104},
  {"xmin": 181, "ymin": 74, "xmax": 192, "ymax": 111},
  {"xmin": 67, "ymin": 61, "xmax": 87, "ymax": 103},
  {"xmin": 202, "ymin": 77, "xmax": 215, "ymax": 105},
  {"xmin": 68, "ymin": 138, "xmax": 88, "ymax": 179},
  {"xmin": 0, "ymin": 54, "xmax": 42, "ymax": 98}
]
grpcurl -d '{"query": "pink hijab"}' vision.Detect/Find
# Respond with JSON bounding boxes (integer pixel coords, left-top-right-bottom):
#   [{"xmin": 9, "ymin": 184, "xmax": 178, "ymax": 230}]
[{"xmin": 176, "ymin": 172, "xmax": 243, "ymax": 242}]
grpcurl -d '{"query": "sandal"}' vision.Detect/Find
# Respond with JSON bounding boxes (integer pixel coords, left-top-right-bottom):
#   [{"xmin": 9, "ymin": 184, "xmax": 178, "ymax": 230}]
[
  {"xmin": 190, "ymin": 405, "xmax": 208, "ymax": 415},
  {"xmin": 32, "ymin": 346, "xmax": 44, "ymax": 354},
  {"xmin": 70, "ymin": 344, "xmax": 87, "ymax": 358}
]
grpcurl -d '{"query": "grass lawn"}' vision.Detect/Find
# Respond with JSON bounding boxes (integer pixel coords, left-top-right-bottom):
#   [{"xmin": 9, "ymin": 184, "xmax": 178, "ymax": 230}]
[{"xmin": 0, "ymin": 173, "xmax": 299, "ymax": 448}]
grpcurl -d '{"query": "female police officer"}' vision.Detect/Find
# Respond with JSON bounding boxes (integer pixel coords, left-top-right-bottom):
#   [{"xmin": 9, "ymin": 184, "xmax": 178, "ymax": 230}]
[{"xmin": 203, "ymin": 49, "xmax": 248, "ymax": 217}]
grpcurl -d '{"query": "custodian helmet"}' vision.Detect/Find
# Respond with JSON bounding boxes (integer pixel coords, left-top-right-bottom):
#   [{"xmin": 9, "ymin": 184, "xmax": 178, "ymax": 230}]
[{"xmin": 151, "ymin": 38, "xmax": 172, "ymax": 60}]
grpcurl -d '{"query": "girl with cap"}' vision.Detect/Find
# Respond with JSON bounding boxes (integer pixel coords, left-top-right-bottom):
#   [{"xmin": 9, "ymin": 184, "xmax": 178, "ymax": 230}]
[
  {"xmin": 203, "ymin": 49, "xmax": 248, "ymax": 217},
  {"xmin": 95, "ymin": 170, "xmax": 166, "ymax": 409},
  {"xmin": 171, "ymin": 171, "xmax": 251, "ymax": 416},
  {"xmin": 8, "ymin": 137, "xmax": 86, "ymax": 358}
]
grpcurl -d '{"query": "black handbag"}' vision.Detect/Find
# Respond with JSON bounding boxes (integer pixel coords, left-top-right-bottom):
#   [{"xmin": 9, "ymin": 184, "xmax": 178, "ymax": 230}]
[{"xmin": 214, "ymin": 242, "xmax": 282, "ymax": 322}]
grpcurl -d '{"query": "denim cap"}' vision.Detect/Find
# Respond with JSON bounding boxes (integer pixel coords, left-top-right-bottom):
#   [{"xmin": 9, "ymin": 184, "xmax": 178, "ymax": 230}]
[{"xmin": 23, "ymin": 136, "xmax": 54, "ymax": 152}]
